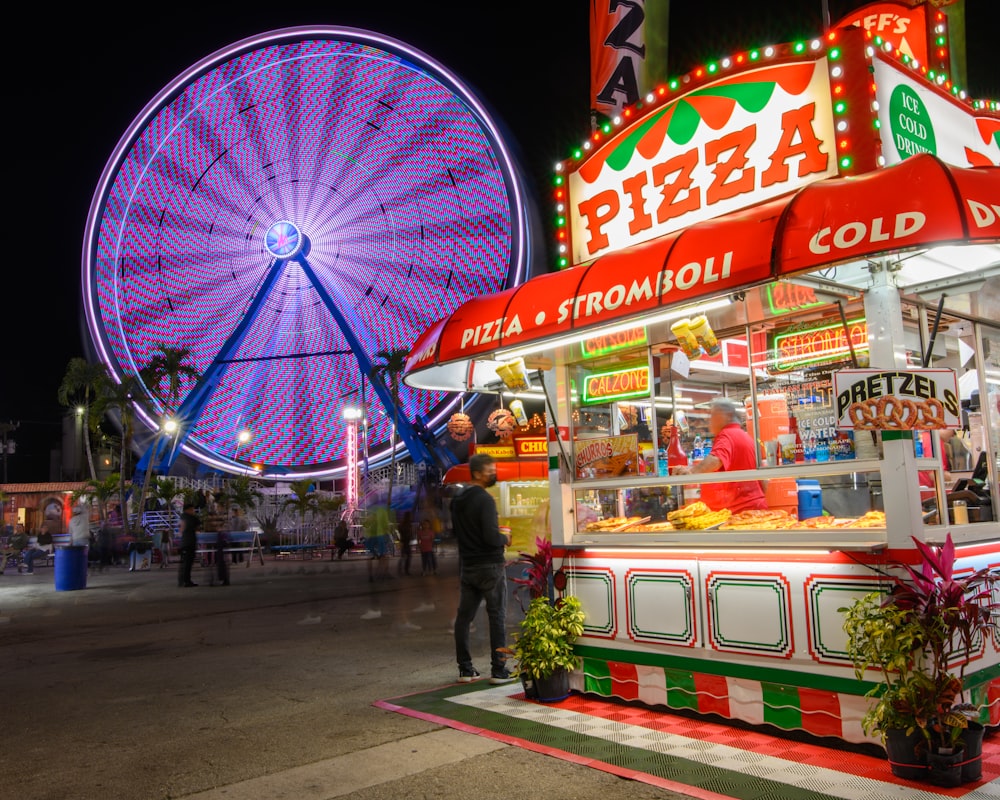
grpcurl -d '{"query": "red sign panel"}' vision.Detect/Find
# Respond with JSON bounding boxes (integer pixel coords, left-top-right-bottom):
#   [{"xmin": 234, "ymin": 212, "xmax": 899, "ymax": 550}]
[{"xmin": 514, "ymin": 437, "xmax": 548, "ymax": 458}]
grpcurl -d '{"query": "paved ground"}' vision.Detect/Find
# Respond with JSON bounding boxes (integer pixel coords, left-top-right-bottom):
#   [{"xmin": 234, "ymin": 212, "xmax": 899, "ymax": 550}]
[{"xmin": 1, "ymin": 546, "xmax": 690, "ymax": 800}]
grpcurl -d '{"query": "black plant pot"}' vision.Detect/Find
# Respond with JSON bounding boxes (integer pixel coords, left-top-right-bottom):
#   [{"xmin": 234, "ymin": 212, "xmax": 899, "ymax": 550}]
[
  {"xmin": 534, "ymin": 668, "xmax": 570, "ymax": 703},
  {"xmin": 928, "ymin": 747, "xmax": 965, "ymax": 788},
  {"xmin": 521, "ymin": 668, "xmax": 570, "ymax": 703},
  {"xmin": 884, "ymin": 727, "xmax": 927, "ymax": 781},
  {"xmin": 961, "ymin": 722, "xmax": 985, "ymax": 783}
]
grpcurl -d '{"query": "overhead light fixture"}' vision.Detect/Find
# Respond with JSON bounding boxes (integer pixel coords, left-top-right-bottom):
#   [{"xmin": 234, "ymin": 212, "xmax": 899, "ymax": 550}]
[{"xmin": 494, "ymin": 297, "xmax": 732, "ymax": 360}]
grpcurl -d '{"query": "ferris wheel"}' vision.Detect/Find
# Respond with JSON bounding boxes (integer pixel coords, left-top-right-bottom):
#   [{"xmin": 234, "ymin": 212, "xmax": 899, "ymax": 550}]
[{"xmin": 83, "ymin": 27, "xmax": 529, "ymax": 480}]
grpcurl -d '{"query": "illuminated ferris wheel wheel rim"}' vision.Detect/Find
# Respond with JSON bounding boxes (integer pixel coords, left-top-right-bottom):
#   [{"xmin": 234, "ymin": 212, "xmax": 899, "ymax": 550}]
[{"xmin": 82, "ymin": 26, "xmax": 528, "ymax": 479}]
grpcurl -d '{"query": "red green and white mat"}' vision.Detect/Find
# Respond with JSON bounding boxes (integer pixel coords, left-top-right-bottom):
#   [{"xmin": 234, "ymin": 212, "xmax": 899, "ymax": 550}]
[{"xmin": 376, "ymin": 682, "xmax": 999, "ymax": 800}]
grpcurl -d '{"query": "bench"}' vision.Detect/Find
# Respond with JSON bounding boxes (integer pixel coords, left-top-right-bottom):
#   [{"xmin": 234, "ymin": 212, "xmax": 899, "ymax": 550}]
[
  {"xmin": 3, "ymin": 547, "xmax": 54, "ymax": 572},
  {"xmin": 194, "ymin": 531, "xmax": 265, "ymax": 567},
  {"xmin": 271, "ymin": 543, "xmax": 325, "ymax": 560}
]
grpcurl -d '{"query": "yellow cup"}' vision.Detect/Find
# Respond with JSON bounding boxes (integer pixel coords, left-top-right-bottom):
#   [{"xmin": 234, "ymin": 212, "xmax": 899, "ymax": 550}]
[
  {"xmin": 670, "ymin": 319, "xmax": 702, "ymax": 360},
  {"xmin": 689, "ymin": 315, "xmax": 721, "ymax": 356},
  {"xmin": 509, "ymin": 399, "xmax": 528, "ymax": 426}
]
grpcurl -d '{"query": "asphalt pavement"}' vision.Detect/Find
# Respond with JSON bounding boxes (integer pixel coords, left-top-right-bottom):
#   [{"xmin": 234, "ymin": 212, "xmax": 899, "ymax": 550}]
[{"xmin": 1, "ymin": 545, "xmax": 690, "ymax": 800}]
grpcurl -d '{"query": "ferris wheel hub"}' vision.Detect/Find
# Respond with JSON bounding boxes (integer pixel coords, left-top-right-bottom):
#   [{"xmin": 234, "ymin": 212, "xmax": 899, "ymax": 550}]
[{"xmin": 264, "ymin": 220, "xmax": 304, "ymax": 259}]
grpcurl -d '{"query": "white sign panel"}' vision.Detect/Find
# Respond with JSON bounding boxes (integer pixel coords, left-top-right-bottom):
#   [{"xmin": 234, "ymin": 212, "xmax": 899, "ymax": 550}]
[
  {"xmin": 873, "ymin": 53, "xmax": 1000, "ymax": 168},
  {"xmin": 832, "ymin": 368, "xmax": 960, "ymax": 430},
  {"xmin": 567, "ymin": 60, "xmax": 837, "ymax": 265}
]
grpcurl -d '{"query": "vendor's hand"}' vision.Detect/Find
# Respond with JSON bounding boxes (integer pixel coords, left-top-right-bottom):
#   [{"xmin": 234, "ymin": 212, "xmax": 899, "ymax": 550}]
[{"xmin": 671, "ymin": 465, "xmax": 691, "ymax": 475}]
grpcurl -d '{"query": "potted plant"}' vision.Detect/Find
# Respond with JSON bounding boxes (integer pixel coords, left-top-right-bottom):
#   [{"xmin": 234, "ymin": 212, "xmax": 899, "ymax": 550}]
[
  {"xmin": 505, "ymin": 537, "xmax": 585, "ymax": 702},
  {"xmin": 841, "ymin": 533, "xmax": 998, "ymax": 785}
]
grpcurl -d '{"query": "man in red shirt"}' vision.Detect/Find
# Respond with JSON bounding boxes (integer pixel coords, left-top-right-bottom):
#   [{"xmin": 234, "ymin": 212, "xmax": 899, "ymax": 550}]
[{"xmin": 676, "ymin": 398, "xmax": 767, "ymax": 513}]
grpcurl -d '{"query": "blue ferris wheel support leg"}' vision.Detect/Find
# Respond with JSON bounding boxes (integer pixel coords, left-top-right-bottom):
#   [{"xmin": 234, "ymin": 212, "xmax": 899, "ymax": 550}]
[
  {"xmin": 296, "ymin": 254, "xmax": 454, "ymax": 471},
  {"xmin": 135, "ymin": 257, "xmax": 292, "ymax": 478}
]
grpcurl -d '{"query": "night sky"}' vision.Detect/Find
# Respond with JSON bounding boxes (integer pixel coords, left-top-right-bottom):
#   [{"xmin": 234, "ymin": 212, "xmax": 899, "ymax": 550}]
[{"xmin": 4, "ymin": 1, "xmax": 996, "ymax": 482}]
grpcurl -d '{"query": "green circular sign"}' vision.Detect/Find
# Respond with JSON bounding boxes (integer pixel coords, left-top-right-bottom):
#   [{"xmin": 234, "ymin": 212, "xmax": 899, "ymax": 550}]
[{"xmin": 889, "ymin": 84, "xmax": 936, "ymax": 158}]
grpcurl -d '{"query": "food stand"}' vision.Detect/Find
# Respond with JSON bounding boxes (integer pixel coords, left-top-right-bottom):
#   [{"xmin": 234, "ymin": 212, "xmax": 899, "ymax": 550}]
[
  {"xmin": 442, "ymin": 437, "xmax": 549, "ymax": 553},
  {"xmin": 404, "ymin": 20, "xmax": 1000, "ymax": 744}
]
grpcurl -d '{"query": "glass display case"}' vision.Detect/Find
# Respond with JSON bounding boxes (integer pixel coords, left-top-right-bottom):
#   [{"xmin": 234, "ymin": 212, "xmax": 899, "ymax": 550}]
[{"xmin": 550, "ymin": 283, "xmax": 998, "ymax": 551}]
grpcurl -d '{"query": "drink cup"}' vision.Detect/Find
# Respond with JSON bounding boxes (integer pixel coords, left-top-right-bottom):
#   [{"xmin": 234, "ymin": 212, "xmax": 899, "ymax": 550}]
[
  {"xmin": 499, "ymin": 525, "xmax": 512, "ymax": 544},
  {"xmin": 509, "ymin": 398, "xmax": 528, "ymax": 426},
  {"xmin": 689, "ymin": 315, "xmax": 721, "ymax": 357},
  {"xmin": 670, "ymin": 319, "xmax": 703, "ymax": 360},
  {"xmin": 764, "ymin": 440, "xmax": 778, "ymax": 467}
]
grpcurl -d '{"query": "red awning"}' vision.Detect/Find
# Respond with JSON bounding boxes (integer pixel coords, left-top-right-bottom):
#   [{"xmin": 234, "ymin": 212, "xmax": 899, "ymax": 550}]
[
  {"xmin": 443, "ymin": 460, "xmax": 549, "ymax": 485},
  {"xmin": 405, "ymin": 154, "xmax": 999, "ymax": 390}
]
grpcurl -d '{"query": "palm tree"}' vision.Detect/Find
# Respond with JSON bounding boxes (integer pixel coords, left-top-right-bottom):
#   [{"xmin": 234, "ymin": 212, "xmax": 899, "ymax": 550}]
[
  {"xmin": 135, "ymin": 345, "xmax": 200, "ymax": 524},
  {"xmin": 140, "ymin": 345, "xmax": 200, "ymax": 408},
  {"xmin": 283, "ymin": 479, "xmax": 318, "ymax": 542},
  {"xmin": 227, "ymin": 475, "xmax": 263, "ymax": 525},
  {"xmin": 58, "ymin": 358, "xmax": 111, "ymax": 480},
  {"xmin": 91, "ymin": 375, "xmax": 141, "ymax": 535},
  {"xmin": 371, "ymin": 348, "xmax": 409, "ymax": 511},
  {"xmin": 145, "ymin": 476, "xmax": 181, "ymax": 515},
  {"xmin": 72, "ymin": 473, "xmax": 121, "ymax": 524}
]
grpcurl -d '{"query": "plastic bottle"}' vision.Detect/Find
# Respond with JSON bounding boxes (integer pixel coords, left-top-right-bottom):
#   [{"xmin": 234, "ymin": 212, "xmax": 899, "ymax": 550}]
[
  {"xmin": 790, "ymin": 416, "xmax": 805, "ymax": 464},
  {"xmin": 667, "ymin": 432, "xmax": 687, "ymax": 475},
  {"xmin": 803, "ymin": 431, "xmax": 817, "ymax": 462},
  {"xmin": 914, "ymin": 434, "xmax": 924, "ymax": 458},
  {"xmin": 692, "ymin": 434, "xmax": 704, "ymax": 462},
  {"xmin": 657, "ymin": 446, "xmax": 669, "ymax": 477},
  {"xmin": 816, "ymin": 436, "xmax": 830, "ymax": 462}
]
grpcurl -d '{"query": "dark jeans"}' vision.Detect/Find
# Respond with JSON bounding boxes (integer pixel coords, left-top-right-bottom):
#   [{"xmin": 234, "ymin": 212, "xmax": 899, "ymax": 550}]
[
  {"xmin": 215, "ymin": 546, "xmax": 230, "ymax": 584},
  {"xmin": 24, "ymin": 547, "xmax": 48, "ymax": 571},
  {"xmin": 178, "ymin": 547, "xmax": 195, "ymax": 586},
  {"xmin": 454, "ymin": 562, "xmax": 508, "ymax": 673}
]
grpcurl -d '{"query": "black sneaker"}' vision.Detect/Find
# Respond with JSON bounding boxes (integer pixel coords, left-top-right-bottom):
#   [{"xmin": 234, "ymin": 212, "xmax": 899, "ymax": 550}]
[
  {"xmin": 457, "ymin": 667, "xmax": 481, "ymax": 683},
  {"xmin": 489, "ymin": 668, "xmax": 516, "ymax": 685}
]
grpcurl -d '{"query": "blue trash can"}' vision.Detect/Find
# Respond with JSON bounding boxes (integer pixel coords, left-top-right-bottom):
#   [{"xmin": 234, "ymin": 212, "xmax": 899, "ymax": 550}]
[
  {"xmin": 55, "ymin": 545, "xmax": 89, "ymax": 591},
  {"xmin": 797, "ymin": 479, "xmax": 823, "ymax": 521}
]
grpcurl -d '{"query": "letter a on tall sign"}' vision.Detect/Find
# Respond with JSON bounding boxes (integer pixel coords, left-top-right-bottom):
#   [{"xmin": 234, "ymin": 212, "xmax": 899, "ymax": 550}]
[{"xmin": 591, "ymin": 1, "xmax": 665, "ymax": 123}]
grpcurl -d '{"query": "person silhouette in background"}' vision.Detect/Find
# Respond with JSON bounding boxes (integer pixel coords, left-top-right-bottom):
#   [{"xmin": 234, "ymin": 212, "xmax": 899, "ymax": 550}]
[
  {"xmin": 418, "ymin": 519, "xmax": 437, "ymax": 576},
  {"xmin": 178, "ymin": 502, "xmax": 199, "ymax": 587},
  {"xmin": 364, "ymin": 504, "xmax": 392, "ymax": 583},
  {"xmin": 333, "ymin": 518, "xmax": 351, "ymax": 560},
  {"xmin": 397, "ymin": 510, "xmax": 413, "ymax": 576}
]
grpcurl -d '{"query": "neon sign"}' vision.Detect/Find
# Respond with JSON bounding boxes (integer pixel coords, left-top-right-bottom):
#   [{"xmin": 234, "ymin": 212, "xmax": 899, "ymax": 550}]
[
  {"xmin": 771, "ymin": 317, "xmax": 868, "ymax": 372},
  {"xmin": 580, "ymin": 326, "xmax": 648, "ymax": 358},
  {"xmin": 582, "ymin": 364, "xmax": 650, "ymax": 403},
  {"xmin": 345, "ymin": 417, "xmax": 358, "ymax": 508},
  {"xmin": 764, "ymin": 283, "xmax": 823, "ymax": 315}
]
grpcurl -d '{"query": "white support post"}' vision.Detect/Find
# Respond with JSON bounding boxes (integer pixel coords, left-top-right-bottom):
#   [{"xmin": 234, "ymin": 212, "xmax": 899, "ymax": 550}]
[
  {"xmin": 863, "ymin": 259, "xmax": 927, "ymax": 548},
  {"xmin": 543, "ymin": 366, "xmax": 575, "ymax": 546}
]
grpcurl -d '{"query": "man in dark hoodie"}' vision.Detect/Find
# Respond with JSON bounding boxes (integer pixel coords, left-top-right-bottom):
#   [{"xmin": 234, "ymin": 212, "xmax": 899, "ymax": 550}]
[{"xmin": 451, "ymin": 453, "xmax": 515, "ymax": 684}]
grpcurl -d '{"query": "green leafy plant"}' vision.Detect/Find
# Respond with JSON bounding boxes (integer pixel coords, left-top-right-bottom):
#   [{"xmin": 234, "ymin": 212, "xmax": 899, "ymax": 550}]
[
  {"xmin": 506, "ymin": 595, "xmax": 585, "ymax": 681},
  {"xmin": 841, "ymin": 533, "xmax": 998, "ymax": 753}
]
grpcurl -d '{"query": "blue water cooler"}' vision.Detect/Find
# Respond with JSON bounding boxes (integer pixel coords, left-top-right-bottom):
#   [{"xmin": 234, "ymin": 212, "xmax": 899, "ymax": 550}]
[{"xmin": 796, "ymin": 479, "xmax": 823, "ymax": 520}]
